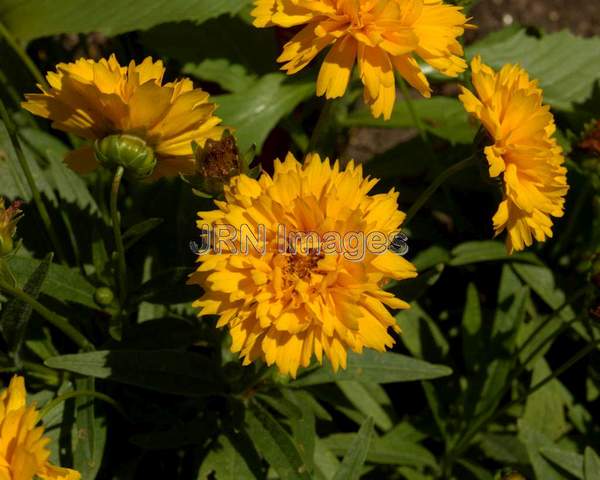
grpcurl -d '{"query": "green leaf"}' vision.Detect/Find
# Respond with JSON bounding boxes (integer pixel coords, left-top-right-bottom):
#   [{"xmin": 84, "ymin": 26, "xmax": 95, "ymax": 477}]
[
  {"xmin": 245, "ymin": 400, "xmax": 312, "ymax": 480},
  {"xmin": 332, "ymin": 417, "xmax": 374, "ymax": 480},
  {"xmin": 396, "ymin": 303, "xmax": 449, "ymax": 361},
  {"xmin": 449, "ymin": 241, "xmax": 539, "ymax": 266},
  {"xmin": 71, "ymin": 377, "xmax": 106, "ymax": 480},
  {"xmin": 215, "ymin": 74, "xmax": 314, "ymax": 152},
  {"xmin": 0, "ymin": 123, "xmax": 97, "ymax": 213},
  {"xmin": 45, "ymin": 350, "xmax": 223, "ymax": 396},
  {"xmin": 462, "ymin": 283, "xmax": 483, "ymax": 368},
  {"xmin": 0, "ymin": 253, "xmax": 51, "ymax": 365},
  {"xmin": 141, "ymin": 17, "xmax": 277, "ymax": 93},
  {"xmin": 337, "ymin": 381, "xmax": 393, "ymax": 431},
  {"xmin": 584, "ymin": 448, "xmax": 600, "ymax": 480},
  {"xmin": 7, "ymin": 255, "xmax": 98, "ymax": 309},
  {"xmin": 322, "ymin": 433, "xmax": 437, "ymax": 469},
  {"xmin": 284, "ymin": 390, "xmax": 317, "ymax": 471},
  {"xmin": 519, "ymin": 421, "xmax": 566, "ymax": 480},
  {"xmin": 314, "ymin": 438, "xmax": 341, "ymax": 480},
  {"xmin": 0, "ymin": 0, "xmax": 252, "ymax": 42},
  {"xmin": 342, "ymin": 97, "xmax": 477, "ymax": 144},
  {"xmin": 466, "ymin": 29, "xmax": 600, "ymax": 111},
  {"xmin": 123, "ymin": 218, "xmax": 164, "ymax": 250},
  {"xmin": 291, "ymin": 350, "xmax": 452, "ymax": 387},
  {"xmin": 523, "ymin": 358, "xmax": 572, "ymax": 441},
  {"xmin": 130, "ymin": 266, "xmax": 196, "ymax": 305},
  {"xmin": 198, "ymin": 433, "xmax": 263, "ymax": 480},
  {"xmin": 540, "ymin": 447, "xmax": 584, "ymax": 479},
  {"xmin": 479, "ymin": 433, "xmax": 529, "ymax": 465}
]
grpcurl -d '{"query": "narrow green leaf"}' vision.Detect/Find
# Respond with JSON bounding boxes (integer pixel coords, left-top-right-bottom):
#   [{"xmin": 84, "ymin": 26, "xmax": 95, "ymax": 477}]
[
  {"xmin": 540, "ymin": 447, "xmax": 584, "ymax": 479},
  {"xmin": 7, "ymin": 255, "xmax": 97, "ymax": 309},
  {"xmin": 462, "ymin": 283, "xmax": 483, "ymax": 368},
  {"xmin": 123, "ymin": 218, "xmax": 163, "ymax": 250},
  {"xmin": 72, "ymin": 377, "xmax": 106, "ymax": 480},
  {"xmin": 450, "ymin": 241, "xmax": 539, "ymax": 266},
  {"xmin": 292, "ymin": 350, "xmax": 452, "ymax": 386},
  {"xmin": 584, "ymin": 447, "xmax": 600, "ymax": 480},
  {"xmin": 337, "ymin": 381, "xmax": 392, "ymax": 431},
  {"xmin": 314, "ymin": 438, "xmax": 340, "ymax": 480},
  {"xmin": 245, "ymin": 400, "xmax": 311, "ymax": 480},
  {"xmin": 45, "ymin": 350, "xmax": 223, "ymax": 396},
  {"xmin": 332, "ymin": 417, "xmax": 374, "ymax": 480},
  {"xmin": 0, "ymin": 253, "xmax": 51, "ymax": 364}
]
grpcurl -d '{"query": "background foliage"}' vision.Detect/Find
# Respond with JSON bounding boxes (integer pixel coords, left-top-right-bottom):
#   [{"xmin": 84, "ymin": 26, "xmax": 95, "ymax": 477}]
[{"xmin": 0, "ymin": 0, "xmax": 599, "ymax": 479}]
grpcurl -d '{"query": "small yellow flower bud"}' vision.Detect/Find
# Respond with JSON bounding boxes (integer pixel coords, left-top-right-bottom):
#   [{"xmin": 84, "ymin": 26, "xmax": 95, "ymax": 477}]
[
  {"xmin": 95, "ymin": 134, "xmax": 156, "ymax": 179},
  {"xmin": 0, "ymin": 199, "xmax": 22, "ymax": 257}
]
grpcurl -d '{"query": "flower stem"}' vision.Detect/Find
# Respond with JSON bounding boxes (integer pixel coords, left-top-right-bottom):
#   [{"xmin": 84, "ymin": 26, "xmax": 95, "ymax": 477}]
[
  {"xmin": 0, "ymin": 98, "xmax": 67, "ymax": 264},
  {"xmin": 404, "ymin": 155, "xmax": 476, "ymax": 225},
  {"xmin": 398, "ymin": 78, "xmax": 428, "ymax": 144},
  {"xmin": 308, "ymin": 99, "xmax": 334, "ymax": 153},
  {"xmin": 0, "ymin": 279, "xmax": 93, "ymax": 351},
  {"xmin": 0, "ymin": 21, "xmax": 46, "ymax": 87},
  {"xmin": 110, "ymin": 166, "xmax": 127, "ymax": 308},
  {"xmin": 39, "ymin": 389, "xmax": 127, "ymax": 420}
]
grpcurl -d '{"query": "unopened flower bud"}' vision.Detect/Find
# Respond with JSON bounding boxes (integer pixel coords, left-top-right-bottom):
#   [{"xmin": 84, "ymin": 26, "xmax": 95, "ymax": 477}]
[
  {"xmin": 94, "ymin": 286, "xmax": 115, "ymax": 306},
  {"xmin": 0, "ymin": 199, "xmax": 23, "ymax": 256},
  {"xmin": 95, "ymin": 134, "xmax": 156, "ymax": 179}
]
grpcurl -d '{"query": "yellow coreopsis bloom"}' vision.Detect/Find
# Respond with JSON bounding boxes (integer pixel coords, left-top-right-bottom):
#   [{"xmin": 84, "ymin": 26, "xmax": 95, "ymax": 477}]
[
  {"xmin": 22, "ymin": 55, "xmax": 223, "ymax": 179},
  {"xmin": 459, "ymin": 56, "xmax": 569, "ymax": 253},
  {"xmin": 188, "ymin": 153, "xmax": 417, "ymax": 377},
  {"xmin": 0, "ymin": 376, "xmax": 80, "ymax": 480},
  {"xmin": 252, "ymin": 0, "xmax": 472, "ymax": 119}
]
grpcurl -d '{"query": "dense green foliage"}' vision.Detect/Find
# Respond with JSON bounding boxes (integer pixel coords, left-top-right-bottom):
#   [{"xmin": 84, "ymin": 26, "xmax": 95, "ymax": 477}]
[{"xmin": 0, "ymin": 1, "xmax": 599, "ymax": 479}]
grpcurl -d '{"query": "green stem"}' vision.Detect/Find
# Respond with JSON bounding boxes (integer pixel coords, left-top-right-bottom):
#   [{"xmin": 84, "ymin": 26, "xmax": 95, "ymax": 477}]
[
  {"xmin": 398, "ymin": 78, "xmax": 428, "ymax": 143},
  {"xmin": 404, "ymin": 155, "xmax": 476, "ymax": 225},
  {"xmin": 0, "ymin": 21, "xmax": 46, "ymax": 86},
  {"xmin": 308, "ymin": 99, "xmax": 334, "ymax": 153},
  {"xmin": 0, "ymin": 279, "xmax": 93, "ymax": 351},
  {"xmin": 0, "ymin": 98, "xmax": 67, "ymax": 264},
  {"xmin": 110, "ymin": 166, "xmax": 127, "ymax": 307},
  {"xmin": 39, "ymin": 390, "xmax": 127, "ymax": 419}
]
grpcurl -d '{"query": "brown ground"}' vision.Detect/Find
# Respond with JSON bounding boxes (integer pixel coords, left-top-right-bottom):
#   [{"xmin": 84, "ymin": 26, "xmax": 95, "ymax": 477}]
[{"xmin": 471, "ymin": 0, "xmax": 600, "ymax": 38}]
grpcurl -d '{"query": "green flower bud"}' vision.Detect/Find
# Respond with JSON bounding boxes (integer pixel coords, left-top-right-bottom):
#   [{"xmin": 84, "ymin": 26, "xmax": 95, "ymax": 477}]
[
  {"xmin": 0, "ymin": 199, "xmax": 22, "ymax": 257},
  {"xmin": 0, "ymin": 235, "xmax": 13, "ymax": 257},
  {"xmin": 95, "ymin": 134, "xmax": 156, "ymax": 179},
  {"xmin": 94, "ymin": 286, "xmax": 115, "ymax": 306}
]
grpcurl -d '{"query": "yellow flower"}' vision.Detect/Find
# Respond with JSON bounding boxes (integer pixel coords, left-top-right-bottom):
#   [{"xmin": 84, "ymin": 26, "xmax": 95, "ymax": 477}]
[
  {"xmin": 22, "ymin": 55, "xmax": 223, "ymax": 180},
  {"xmin": 188, "ymin": 153, "xmax": 417, "ymax": 377},
  {"xmin": 0, "ymin": 376, "xmax": 80, "ymax": 480},
  {"xmin": 0, "ymin": 198, "xmax": 22, "ymax": 256},
  {"xmin": 252, "ymin": 0, "xmax": 472, "ymax": 119},
  {"xmin": 459, "ymin": 56, "xmax": 569, "ymax": 253}
]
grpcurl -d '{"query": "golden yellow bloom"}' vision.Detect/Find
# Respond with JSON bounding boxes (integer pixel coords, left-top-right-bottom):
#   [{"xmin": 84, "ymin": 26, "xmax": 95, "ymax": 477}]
[
  {"xmin": 0, "ymin": 198, "xmax": 22, "ymax": 256},
  {"xmin": 252, "ymin": 0, "xmax": 472, "ymax": 119},
  {"xmin": 459, "ymin": 56, "xmax": 568, "ymax": 253},
  {"xmin": 188, "ymin": 153, "xmax": 417, "ymax": 377},
  {"xmin": 0, "ymin": 376, "xmax": 80, "ymax": 480},
  {"xmin": 22, "ymin": 55, "xmax": 223, "ymax": 180}
]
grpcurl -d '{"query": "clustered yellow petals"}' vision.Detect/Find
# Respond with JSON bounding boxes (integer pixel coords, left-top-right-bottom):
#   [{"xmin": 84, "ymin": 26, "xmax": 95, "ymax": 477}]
[
  {"xmin": 252, "ymin": 0, "xmax": 472, "ymax": 119},
  {"xmin": 189, "ymin": 153, "xmax": 417, "ymax": 377},
  {"xmin": 22, "ymin": 55, "xmax": 223, "ymax": 180},
  {"xmin": 459, "ymin": 56, "xmax": 569, "ymax": 253},
  {"xmin": 0, "ymin": 376, "xmax": 80, "ymax": 480}
]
